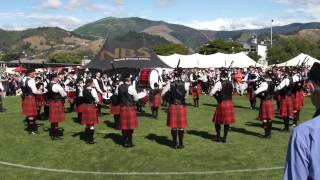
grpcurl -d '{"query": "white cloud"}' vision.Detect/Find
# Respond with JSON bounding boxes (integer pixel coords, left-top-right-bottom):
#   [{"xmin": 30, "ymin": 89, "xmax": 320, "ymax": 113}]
[
  {"xmin": 36, "ymin": 0, "xmax": 63, "ymax": 9},
  {"xmin": 0, "ymin": 12, "xmax": 87, "ymax": 30},
  {"xmin": 34, "ymin": 0, "xmax": 116, "ymax": 12},
  {"xmin": 276, "ymin": 0, "xmax": 320, "ymax": 21},
  {"xmin": 179, "ymin": 17, "xmax": 302, "ymax": 31}
]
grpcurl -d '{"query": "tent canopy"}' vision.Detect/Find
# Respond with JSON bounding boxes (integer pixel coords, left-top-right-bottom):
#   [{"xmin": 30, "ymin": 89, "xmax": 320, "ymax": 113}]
[
  {"xmin": 86, "ymin": 39, "xmax": 171, "ymax": 70},
  {"xmin": 158, "ymin": 52, "xmax": 264, "ymax": 68},
  {"xmin": 277, "ymin": 53, "xmax": 320, "ymax": 67}
]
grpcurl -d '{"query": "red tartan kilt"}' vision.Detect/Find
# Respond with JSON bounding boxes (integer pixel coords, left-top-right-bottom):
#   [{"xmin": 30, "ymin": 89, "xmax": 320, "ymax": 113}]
[
  {"xmin": 247, "ymin": 88, "xmax": 255, "ymax": 100},
  {"xmin": 293, "ymin": 91, "xmax": 302, "ymax": 111},
  {"xmin": 119, "ymin": 106, "xmax": 138, "ymax": 130},
  {"xmin": 149, "ymin": 94, "xmax": 161, "ymax": 108},
  {"xmin": 276, "ymin": 95, "xmax": 281, "ymax": 102},
  {"xmin": 48, "ymin": 101, "xmax": 65, "ymax": 123},
  {"xmin": 259, "ymin": 99, "xmax": 274, "ymax": 120},
  {"xmin": 213, "ymin": 101, "xmax": 235, "ymax": 125},
  {"xmin": 299, "ymin": 90, "xmax": 304, "ymax": 107},
  {"xmin": 280, "ymin": 95, "xmax": 294, "ymax": 118},
  {"xmin": 80, "ymin": 104, "xmax": 99, "ymax": 125},
  {"xmin": 76, "ymin": 104, "xmax": 83, "ymax": 113},
  {"xmin": 97, "ymin": 93, "xmax": 103, "ymax": 104},
  {"xmin": 110, "ymin": 105, "xmax": 120, "ymax": 115},
  {"xmin": 167, "ymin": 105, "xmax": 187, "ymax": 128},
  {"xmin": 67, "ymin": 91, "xmax": 75, "ymax": 104},
  {"xmin": 35, "ymin": 95, "xmax": 46, "ymax": 107},
  {"xmin": 21, "ymin": 96, "xmax": 38, "ymax": 117}
]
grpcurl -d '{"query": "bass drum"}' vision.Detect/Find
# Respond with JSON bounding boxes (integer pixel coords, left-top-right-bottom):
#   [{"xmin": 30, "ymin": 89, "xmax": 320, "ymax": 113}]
[{"xmin": 139, "ymin": 69, "xmax": 160, "ymax": 89}]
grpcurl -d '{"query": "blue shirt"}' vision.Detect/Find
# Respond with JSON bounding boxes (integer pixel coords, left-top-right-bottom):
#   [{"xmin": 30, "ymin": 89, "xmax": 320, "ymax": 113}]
[{"xmin": 283, "ymin": 115, "xmax": 320, "ymax": 180}]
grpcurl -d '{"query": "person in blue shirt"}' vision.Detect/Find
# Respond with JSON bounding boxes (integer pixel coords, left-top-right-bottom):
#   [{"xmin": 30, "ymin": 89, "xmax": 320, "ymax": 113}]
[{"xmin": 283, "ymin": 62, "xmax": 320, "ymax": 180}]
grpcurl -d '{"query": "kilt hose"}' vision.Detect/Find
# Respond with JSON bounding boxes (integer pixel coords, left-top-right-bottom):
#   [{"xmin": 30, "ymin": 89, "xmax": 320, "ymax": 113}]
[
  {"xmin": 48, "ymin": 101, "xmax": 65, "ymax": 123},
  {"xmin": 35, "ymin": 95, "xmax": 46, "ymax": 107},
  {"xmin": 110, "ymin": 104, "xmax": 120, "ymax": 115},
  {"xmin": 259, "ymin": 99, "xmax": 274, "ymax": 120},
  {"xmin": 66, "ymin": 91, "xmax": 76, "ymax": 104},
  {"xmin": 167, "ymin": 104, "xmax": 187, "ymax": 129},
  {"xmin": 22, "ymin": 95, "xmax": 38, "ymax": 117},
  {"xmin": 280, "ymin": 95, "xmax": 294, "ymax": 118},
  {"xmin": 149, "ymin": 93, "xmax": 161, "ymax": 108},
  {"xmin": 79, "ymin": 104, "xmax": 99, "ymax": 125},
  {"xmin": 119, "ymin": 106, "xmax": 138, "ymax": 130},
  {"xmin": 213, "ymin": 100, "xmax": 235, "ymax": 125},
  {"xmin": 247, "ymin": 88, "xmax": 256, "ymax": 100}
]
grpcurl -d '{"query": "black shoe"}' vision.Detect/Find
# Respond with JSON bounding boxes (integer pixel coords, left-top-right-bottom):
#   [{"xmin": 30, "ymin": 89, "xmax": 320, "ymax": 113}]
[
  {"xmin": 171, "ymin": 142, "xmax": 178, "ymax": 149},
  {"xmin": 51, "ymin": 136, "xmax": 60, "ymax": 140},
  {"xmin": 213, "ymin": 136, "xmax": 220, "ymax": 142},
  {"xmin": 177, "ymin": 144, "xmax": 184, "ymax": 149},
  {"xmin": 221, "ymin": 137, "xmax": 227, "ymax": 143}
]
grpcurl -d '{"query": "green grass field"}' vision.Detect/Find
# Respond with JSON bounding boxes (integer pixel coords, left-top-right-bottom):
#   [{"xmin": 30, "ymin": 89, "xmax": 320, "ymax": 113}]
[{"xmin": 0, "ymin": 95, "xmax": 316, "ymax": 180}]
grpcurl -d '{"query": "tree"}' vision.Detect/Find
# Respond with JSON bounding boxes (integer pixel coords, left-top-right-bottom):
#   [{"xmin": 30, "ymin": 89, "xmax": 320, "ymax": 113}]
[
  {"xmin": 197, "ymin": 40, "xmax": 244, "ymax": 54},
  {"xmin": 267, "ymin": 37, "xmax": 320, "ymax": 65},
  {"xmin": 152, "ymin": 44, "xmax": 189, "ymax": 55},
  {"xmin": 48, "ymin": 52, "xmax": 81, "ymax": 64},
  {"xmin": 0, "ymin": 52, "xmax": 22, "ymax": 62},
  {"xmin": 248, "ymin": 52, "xmax": 261, "ymax": 62}
]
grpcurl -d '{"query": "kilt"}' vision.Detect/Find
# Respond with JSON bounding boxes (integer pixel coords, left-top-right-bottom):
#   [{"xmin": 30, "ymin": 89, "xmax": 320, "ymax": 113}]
[
  {"xmin": 97, "ymin": 93, "xmax": 103, "ymax": 104},
  {"xmin": 299, "ymin": 90, "xmax": 304, "ymax": 107},
  {"xmin": 293, "ymin": 91, "xmax": 302, "ymax": 111},
  {"xmin": 280, "ymin": 95, "xmax": 294, "ymax": 118},
  {"xmin": 167, "ymin": 105, "xmax": 187, "ymax": 128},
  {"xmin": 79, "ymin": 104, "xmax": 99, "ymax": 125},
  {"xmin": 48, "ymin": 101, "xmax": 65, "ymax": 123},
  {"xmin": 259, "ymin": 99, "xmax": 274, "ymax": 120},
  {"xmin": 67, "ymin": 91, "xmax": 76, "ymax": 104},
  {"xmin": 149, "ymin": 93, "xmax": 161, "ymax": 108},
  {"xmin": 247, "ymin": 88, "xmax": 255, "ymax": 100},
  {"xmin": 21, "ymin": 95, "xmax": 38, "ymax": 117},
  {"xmin": 110, "ymin": 104, "xmax": 120, "ymax": 115},
  {"xmin": 213, "ymin": 100, "xmax": 235, "ymax": 125},
  {"xmin": 119, "ymin": 106, "xmax": 138, "ymax": 130},
  {"xmin": 35, "ymin": 95, "xmax": 46, "ymax": 107},
  {"xmin": 192, "ymin": 84, "xmax": 202, "ymax": 97}
]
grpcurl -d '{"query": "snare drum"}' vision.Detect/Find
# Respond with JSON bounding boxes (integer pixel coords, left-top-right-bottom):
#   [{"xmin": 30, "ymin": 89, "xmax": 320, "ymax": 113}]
[{"xmin": 139, "ymin": 69, "xmax": 160, "ymax": 89}]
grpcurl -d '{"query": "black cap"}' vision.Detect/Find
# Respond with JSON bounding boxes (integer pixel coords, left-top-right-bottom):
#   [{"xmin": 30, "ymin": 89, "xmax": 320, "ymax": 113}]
[
  {"xmin": 308, "ymin": 62, "xmax": 320, "ymax": 86},
  {"xmin": 26, "ymin": 68, "xmax": 35, "ymax": 75},
  {"xmin": 122, "ymin": 72, "xmax": 130, "ymax": 79},
  {"xmin": 48, "ymin": 73, "xmax": 58, "ymax": 81}
]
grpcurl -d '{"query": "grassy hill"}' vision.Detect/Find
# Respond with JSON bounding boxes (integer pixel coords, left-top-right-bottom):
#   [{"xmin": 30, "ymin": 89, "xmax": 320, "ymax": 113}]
[{"xmin": 73, "ymin": 17, "xmax": 209, "ymax": 49}]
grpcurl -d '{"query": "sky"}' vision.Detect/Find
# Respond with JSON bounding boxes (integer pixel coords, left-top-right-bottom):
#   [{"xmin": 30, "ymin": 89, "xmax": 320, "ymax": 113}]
[{"xmin": 0, "ymin": 0, "xmax": 319, "ymax": 31}]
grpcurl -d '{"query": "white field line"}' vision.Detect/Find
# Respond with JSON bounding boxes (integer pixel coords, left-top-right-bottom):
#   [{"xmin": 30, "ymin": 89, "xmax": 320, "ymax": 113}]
[{"xmin": 0, "ymin": 161, "xmax": 284, "ymax": 176}]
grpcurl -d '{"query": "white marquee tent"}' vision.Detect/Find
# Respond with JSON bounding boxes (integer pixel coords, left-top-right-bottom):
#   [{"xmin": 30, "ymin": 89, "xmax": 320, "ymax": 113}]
[
  {"xmin": 158, "ymin": 52, "xmax": 264, "ymax": 68},
  {"xmin": 277, "ymin": 53, "xmax": 320, "ymax": 67}
]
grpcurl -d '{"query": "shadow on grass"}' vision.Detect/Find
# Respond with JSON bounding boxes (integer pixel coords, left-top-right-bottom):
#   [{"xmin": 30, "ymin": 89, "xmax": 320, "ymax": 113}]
[
  {"xmin": 203, "ymin": 103, "xmax": 218, "ymax": 108},
  {"xmin": 233, "ymin": 105, "xmax": 251, "ymax": 110},
  {"xmin": 103, "ymin": 133, "xmax": 123, "ymax": 146},
  {"xmin": 71, "ymin": 131, "xmax": 87, "ymax": 142},
  {"xmin": 145, "ymin": 133, "xmax": 172, "ymax": 148},
  {"xmin": 245, "ymin": 122, "xmax": 283, "ymax": 132},
  {"xmin": 72, "ymin": 117, "xmax": 81, "ymax": 124},
  {"xmin": 230, "ymin": 126, "xmax": 262, "ymax": 138},
  {"xmin": 187, "ymin": 130, "xmax": 215, "ymax": 141},
  {"xmin": 103, "ymin": 120, "xmax": 118, "ymax": 130}
]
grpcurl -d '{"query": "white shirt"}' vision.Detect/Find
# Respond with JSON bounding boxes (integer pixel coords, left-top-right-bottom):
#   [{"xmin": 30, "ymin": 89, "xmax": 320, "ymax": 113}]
[
  {"xmin": 64, "ymin": 78, "xmax": 76, "ymax": 92},
  {"xmin": 254, "ymin": 82, "xmax": 268, "ymax": 95},
  {"xmin": 161, "ymin": 80, "xmax": 189, "ymax": 97},
  {"xmin": 275, "ymin": 78, "xmax": 290, "ymax": 91},
  {"xmin": 51, "ymin": 82, "xmax": 67, "ymax": 97},
  {"xmin": 210, "ymin": 81, "xmax": 222, "ymax": 96},
  {"xmin": 93, "ymin": 78, "xmax": 105, "ymax": 94},
  {"xmin": 24, "ymin": 77, "xmax": 42, "ymax": 95},
  {"xmin": 91, "ymin": 88, "xmax": 99, "ymax": 103}
]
